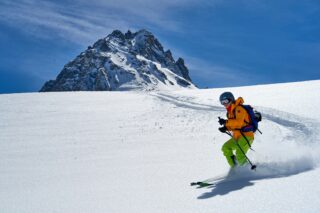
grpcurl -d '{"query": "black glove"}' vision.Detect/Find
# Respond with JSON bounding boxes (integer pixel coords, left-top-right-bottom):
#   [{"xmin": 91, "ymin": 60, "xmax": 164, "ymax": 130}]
[
  {"xmin": 219, "ymin": 126, "xmax": 227, "ymax": 133},
  {"xmin": 218, "ymin": 117, "xmax": 226, "ymax": 125}
]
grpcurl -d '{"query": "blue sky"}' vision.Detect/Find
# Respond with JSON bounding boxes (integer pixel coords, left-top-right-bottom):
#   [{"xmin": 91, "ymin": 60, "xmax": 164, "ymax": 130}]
[{"xmin": 0, "ymin": 0, "xmax": 319, "ymax": 93}]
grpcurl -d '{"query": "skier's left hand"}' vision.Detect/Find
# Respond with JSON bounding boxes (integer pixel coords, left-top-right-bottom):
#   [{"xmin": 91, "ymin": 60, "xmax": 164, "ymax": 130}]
[{"xmin": 218, "ymin": 126, "xmax": 227, "ymax": 133}]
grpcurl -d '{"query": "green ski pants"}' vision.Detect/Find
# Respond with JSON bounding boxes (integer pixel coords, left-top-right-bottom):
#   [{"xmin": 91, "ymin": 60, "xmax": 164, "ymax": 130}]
[{"xmin": 221, "ymin": 136, "xmax": 254, "ymax": 167}]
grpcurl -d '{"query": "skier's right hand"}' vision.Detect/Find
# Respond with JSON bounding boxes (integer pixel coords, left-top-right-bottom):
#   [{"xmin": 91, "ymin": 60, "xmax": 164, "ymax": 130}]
[{"xmin": 218, "ymin": 117, "xmax": 226, "ymax": 125}]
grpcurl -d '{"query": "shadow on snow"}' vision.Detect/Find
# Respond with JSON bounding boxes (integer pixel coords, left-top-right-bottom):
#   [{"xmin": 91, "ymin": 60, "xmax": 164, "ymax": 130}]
[{"xmin": 197, "ymin": 159, "xmax": 315, "ymax": 199}]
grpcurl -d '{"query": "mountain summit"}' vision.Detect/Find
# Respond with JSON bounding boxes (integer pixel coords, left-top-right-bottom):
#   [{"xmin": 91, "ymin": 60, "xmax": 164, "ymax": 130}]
[{"xmin": 40, "ymin": 29, "xmax": 196, "ymax": 92}]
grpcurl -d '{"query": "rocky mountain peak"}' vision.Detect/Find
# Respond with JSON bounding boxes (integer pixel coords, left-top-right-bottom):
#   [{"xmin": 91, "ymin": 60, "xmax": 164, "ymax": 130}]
[{"xmin": 40, "ymin": 29, "xmax": 196, "ymax": 92}]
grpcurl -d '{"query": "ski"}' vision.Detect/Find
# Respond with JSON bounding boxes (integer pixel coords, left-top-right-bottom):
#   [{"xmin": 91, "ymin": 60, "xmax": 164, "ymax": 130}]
[
  {"xmin": 191, "ymin": 166, "xmax": 257, "ymax": 188},
  {"xmin": 190, "ymin": 181, "xmax": 214, "ymax": 188},
  {"xmin": 190, "ymin": 174, "xmax": 227, "ymax": 188},
  {"xmin": 190, "ymin": 175, "xmax": 241, "ymax": 188}
]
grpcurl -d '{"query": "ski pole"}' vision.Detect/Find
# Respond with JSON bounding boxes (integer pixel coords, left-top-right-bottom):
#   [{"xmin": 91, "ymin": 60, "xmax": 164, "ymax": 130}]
[
  {"xmin": 240, "ymin": 130, "xmax": 255, "ymax": 151},
  {"xmin": 225, "ymin": 131, "xmax": 256, "ymax": 170}
]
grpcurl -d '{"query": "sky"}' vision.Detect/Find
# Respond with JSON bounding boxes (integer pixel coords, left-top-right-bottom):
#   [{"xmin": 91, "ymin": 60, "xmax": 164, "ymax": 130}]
[{"xmin": 0, "ymin": 0, "xmax": 319, "ymax": 93}]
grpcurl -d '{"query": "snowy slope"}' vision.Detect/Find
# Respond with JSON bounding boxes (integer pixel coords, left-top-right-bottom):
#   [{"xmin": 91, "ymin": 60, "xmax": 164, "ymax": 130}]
[{"xmin": 1, "ymin": 80, "xmax": 320, "ymax": 213}]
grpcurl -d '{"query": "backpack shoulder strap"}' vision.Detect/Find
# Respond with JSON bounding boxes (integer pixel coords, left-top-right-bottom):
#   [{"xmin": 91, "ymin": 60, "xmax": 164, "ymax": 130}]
[{"xmin": 235, "ymin": 104, "xmax": 250, "ymax": 124}]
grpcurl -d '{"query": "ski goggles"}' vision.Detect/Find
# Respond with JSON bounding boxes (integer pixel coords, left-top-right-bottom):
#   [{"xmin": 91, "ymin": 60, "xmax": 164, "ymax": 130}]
[{"xmin": 220, "ymin": 99, "xmax": 230, "ymax": 105}]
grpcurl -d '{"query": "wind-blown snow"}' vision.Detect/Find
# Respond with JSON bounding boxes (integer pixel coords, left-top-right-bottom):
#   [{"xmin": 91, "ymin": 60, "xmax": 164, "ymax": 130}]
[{"xmin": 0, "ymin": 80, "xmax": 320, "ymax": 212}]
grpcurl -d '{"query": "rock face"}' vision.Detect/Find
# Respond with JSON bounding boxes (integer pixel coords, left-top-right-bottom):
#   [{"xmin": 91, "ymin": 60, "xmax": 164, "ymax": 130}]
[{"xmin": 40, "ymin": 29, "xmax": 196, "ymax": 92}]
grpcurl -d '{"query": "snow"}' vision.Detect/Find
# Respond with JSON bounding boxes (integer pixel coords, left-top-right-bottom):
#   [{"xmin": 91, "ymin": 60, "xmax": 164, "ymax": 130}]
[
  {"xmin": 136, "ymin": 55, "xmax": 196, "ymax": 90},
  {"xmin": 0, "ymin": 80, "xmax": 320, "ymax": 212}
]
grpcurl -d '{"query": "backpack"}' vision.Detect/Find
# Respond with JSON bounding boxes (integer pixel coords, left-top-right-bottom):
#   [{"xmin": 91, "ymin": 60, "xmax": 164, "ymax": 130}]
[{"xmin": 238, "ymin": 105, "xmax": 262, "ymax": 133}]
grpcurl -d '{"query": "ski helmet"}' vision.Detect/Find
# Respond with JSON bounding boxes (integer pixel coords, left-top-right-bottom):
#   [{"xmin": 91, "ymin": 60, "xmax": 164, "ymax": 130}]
[{"xmin": 219, "ymin": 92, "xmax": 235, "ymax": 105}]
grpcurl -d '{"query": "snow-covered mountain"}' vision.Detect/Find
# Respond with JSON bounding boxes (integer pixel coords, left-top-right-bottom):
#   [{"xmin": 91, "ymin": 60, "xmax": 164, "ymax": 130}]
[
  {"xmin": 40, "ymin": 29, "xmax": 196, "ymax": 92},
  {"xmin": 1, "ymin": 80, "xmax": 320, "ymax": 212}
]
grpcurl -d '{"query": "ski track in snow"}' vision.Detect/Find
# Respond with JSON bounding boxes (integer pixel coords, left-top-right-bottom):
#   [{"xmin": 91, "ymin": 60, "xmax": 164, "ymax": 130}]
[
  {"xmin": 152, "ymin": 91, "xmax": 320, "ymax": 194},
  {"xmin": 152, "ymin": 92, "xmax": 223, "ymax": 112}
]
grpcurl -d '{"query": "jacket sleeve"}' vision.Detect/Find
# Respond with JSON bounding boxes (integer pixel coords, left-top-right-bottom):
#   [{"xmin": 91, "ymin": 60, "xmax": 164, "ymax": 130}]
[{"xmin": 226, "ymin": 106, "xmax": 247, "ymax": 130}]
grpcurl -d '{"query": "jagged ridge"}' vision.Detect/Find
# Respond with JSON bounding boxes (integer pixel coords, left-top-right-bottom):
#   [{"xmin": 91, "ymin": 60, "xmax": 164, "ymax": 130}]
[{"xmin": 40, "ymin": 29, "xmax": 196, "ymax": 92}]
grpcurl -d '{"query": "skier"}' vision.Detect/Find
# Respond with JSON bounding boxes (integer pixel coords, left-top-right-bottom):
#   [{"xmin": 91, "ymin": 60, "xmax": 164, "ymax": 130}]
[{"xmin": 218, "ymin": 92, "xmax": 254, "ymax": 168}]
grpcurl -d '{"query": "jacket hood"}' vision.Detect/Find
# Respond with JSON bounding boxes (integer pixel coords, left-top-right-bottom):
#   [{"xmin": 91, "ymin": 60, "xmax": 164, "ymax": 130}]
[
  {"xmin": 234, "ymin": 97, "xmax": 244, "ymax": 106},
  {"xmin": 230, "ymin": 97, "xmax": 244, "ymax": 111}
]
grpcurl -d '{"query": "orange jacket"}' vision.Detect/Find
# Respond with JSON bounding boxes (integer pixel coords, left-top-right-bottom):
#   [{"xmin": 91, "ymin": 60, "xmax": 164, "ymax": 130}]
[{"xmin": 225, "ymin": 97, "xmax": 254, "ymax": 140}]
